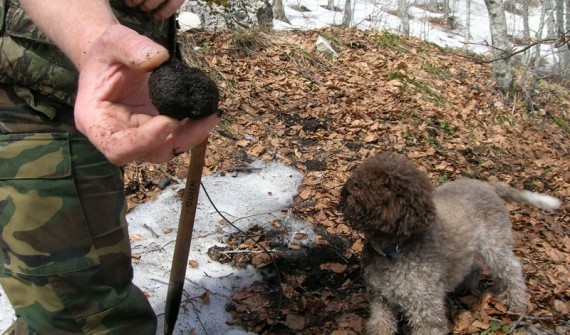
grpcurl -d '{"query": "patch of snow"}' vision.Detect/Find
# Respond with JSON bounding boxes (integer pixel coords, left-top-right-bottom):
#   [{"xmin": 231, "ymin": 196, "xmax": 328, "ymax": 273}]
[{"xmin": 0, "ymin": 161, "xmax": 308, "ymax": 335}]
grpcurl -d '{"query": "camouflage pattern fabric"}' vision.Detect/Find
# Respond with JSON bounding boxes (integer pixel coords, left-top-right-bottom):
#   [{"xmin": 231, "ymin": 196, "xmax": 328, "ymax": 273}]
[
  {"xmin": 0, "ymin": 87, "xmax": 157, "ymax": 333},
  {"xmin": 0, "ymin": 1, "xmax": 175, "ymax": 332},
  {"xmin": 0, "ymin": 0, "xmax": 174, "ymax": 117}
]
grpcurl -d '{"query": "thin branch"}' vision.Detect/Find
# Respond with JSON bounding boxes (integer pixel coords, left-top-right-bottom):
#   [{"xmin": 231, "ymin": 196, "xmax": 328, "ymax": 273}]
[
  {"xmin": 508, "ymin": 313, "xmax": 556, "ymax": 334},
  {"xmin": 143, "ymin": 223, "xmax": 160, "ymax": 238},
  {"xmin": 157, "ymin": 165, "xmax": 182, "ymax": 184},
  {"xmin": 435, "ymin": 32, "xmax": 569, "ymax": 65},
  {"xmin": 219, "ymin": 249, "xmax": 283, "ymax": 255}
]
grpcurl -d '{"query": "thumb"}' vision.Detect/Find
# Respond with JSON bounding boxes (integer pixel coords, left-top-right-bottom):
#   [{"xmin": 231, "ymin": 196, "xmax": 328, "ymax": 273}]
[{"xmin": 99, "ymin": 24, "xmax": 169, "ymax": 71}]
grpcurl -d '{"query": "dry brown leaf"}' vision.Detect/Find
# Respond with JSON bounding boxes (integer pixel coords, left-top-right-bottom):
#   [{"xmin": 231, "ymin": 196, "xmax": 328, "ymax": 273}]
[
  {"xmin": 320, "ymin": 263, "xmax": 348, "ymax": 273},
  {"xmin": 188, "ymin": 260, "xmax": 199, "ymax": 268},
  {"xmin": 285, "ymin": 313, "xmax": 305, "ymax": 330},
  {"xmin": 130, "ymin": 234, "xmax": 144, "ymax": 242},
  {"xmin": 288, "ymin": 243, "xmax": 301, "ymax": 250},
  {"xmin": 453, "ymin": 311, "xmax": 474, "ymax": 332},
  {"xmin": 470, "ymin": 320, "xmax": 489, "ymax": 330}
]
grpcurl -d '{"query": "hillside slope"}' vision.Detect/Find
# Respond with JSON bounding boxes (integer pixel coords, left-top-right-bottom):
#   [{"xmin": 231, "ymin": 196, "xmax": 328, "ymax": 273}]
[{"xmin": 127, "ymin": 28, "xmax": 569, "ymax": 334}]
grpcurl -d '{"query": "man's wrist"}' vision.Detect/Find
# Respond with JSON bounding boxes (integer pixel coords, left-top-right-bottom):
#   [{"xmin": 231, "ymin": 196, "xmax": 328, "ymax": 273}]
[
  {"xmin": 78, "ymin": 23, "xmax": 124, "ymax": 71},
  {"xmin": 19, "ymin": 0, "xmax": 119, "ymax": 69}
]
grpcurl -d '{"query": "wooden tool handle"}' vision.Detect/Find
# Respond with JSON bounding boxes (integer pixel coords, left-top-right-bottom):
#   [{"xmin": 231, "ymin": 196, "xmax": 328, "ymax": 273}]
[{"xmin": 164, "ymin": 139, "xmax": 208, "ymax": 335}]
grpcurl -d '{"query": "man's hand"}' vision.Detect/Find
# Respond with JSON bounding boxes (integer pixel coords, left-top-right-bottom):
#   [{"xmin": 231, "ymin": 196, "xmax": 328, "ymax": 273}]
[
  {"xmin": 19, "ymin": 1, "xmax": 209, "ymax": 165},
  {"xmin": 124, "ymin": 0, "xmax": 185, "ymax": 19},
  {"xmin": 74, "ymin": 25, "xmax": 219, "ymax": 165}
]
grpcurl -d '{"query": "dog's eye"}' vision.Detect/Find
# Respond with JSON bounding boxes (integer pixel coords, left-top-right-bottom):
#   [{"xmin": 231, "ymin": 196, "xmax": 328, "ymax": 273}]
[
  {"xmin": 347, "ymin": 180, "xmax": 360, "ymax": 193},
  {"xmin": 349, "ymin": 181, "xmax": 360, "ymax": 190}
]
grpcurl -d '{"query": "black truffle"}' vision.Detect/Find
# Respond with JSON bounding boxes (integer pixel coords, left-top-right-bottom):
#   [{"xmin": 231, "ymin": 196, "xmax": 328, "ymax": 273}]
[{"xmin": 149, "ymin": 58, "xmax": 220, "ymax": 120}]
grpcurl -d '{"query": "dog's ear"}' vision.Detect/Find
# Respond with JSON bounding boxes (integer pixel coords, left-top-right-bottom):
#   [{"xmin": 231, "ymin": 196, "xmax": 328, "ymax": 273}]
[
  {"xmin": 394, "ymin": 180, "xmax": 436, "ymax": 235},
  {"xmin": 339, "ymin": 175, "xmax": 372, "ymax": 230}
]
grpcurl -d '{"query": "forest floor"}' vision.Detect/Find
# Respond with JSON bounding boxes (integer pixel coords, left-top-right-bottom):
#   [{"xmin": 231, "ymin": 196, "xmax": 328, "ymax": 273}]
[{"xmin": 125, "ymin": 28, "xmax": 569, "ymax": 335}]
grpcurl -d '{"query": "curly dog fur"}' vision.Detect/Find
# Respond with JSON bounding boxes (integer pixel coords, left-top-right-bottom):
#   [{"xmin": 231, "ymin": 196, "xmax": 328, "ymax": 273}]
[{"xmin": 339, "ymin": 152, "xmax": 561, "ymax": 335}]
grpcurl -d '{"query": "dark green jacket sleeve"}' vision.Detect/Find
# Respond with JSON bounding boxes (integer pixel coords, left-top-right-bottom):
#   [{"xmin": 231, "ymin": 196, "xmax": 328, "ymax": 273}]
[{"xmin": 0, "ymin": 0, "xmax": 175, "ymax": 115}]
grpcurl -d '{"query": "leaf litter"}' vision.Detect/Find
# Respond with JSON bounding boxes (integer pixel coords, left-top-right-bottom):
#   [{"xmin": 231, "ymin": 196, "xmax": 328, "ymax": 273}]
[{"xmin": 124, "ymin": 28, "xmax": 569, "ymax": 334}]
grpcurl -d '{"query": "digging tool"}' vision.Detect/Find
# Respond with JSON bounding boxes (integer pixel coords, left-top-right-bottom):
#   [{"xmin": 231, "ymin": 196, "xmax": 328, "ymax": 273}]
[{"xmin": 164, "ymin": 139, "xmax": 208, "ymax": 335}]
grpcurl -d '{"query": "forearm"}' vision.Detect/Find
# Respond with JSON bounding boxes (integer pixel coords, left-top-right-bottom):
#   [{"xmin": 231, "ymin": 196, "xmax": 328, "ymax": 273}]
[{"xmin": 19, "ymin": 0, "xmax": 119, "ymax": 70}]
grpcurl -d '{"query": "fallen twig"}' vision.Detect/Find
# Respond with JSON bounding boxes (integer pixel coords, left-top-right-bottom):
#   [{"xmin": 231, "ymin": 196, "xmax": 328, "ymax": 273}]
[
  {"xmin": 220, "ymin": 249, "xmax": 283, "ymax": 255},
  {"xmin": 157, "ymin": 165, "xmax": 182, "ymax": 184},
  {"xmin": 143, "ymin": 223, "xmax": 160, "ymax": 238},
  {"xmin": 508, "ymin": 313, "xmax": 555, "ymax": 334}
]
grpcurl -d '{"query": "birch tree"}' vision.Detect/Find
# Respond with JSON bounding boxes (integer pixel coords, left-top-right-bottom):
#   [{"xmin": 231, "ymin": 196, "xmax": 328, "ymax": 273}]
[
  {"xmin": 566, "ymin": 0, "xmax": 570, "ymax": 33},
  {"xmin": 427, "ymin": 0, "xmax": 447, "ymax": 12},
  {"xmin": 399, "ymin": 0, "xmax": 411, "ymax": 36},
  {"xmin": 557, "ymin": 0, "xmax": 569, "ymax": 75},
  {"xmin": 544, "ymin": 0, "xmax": 557, "ymax": 39},
  {"xmin": 273, "ymin": 0, "xmax": 290, "ymax": 24},
  {"xmin": 465, "ymin": 0, "xmax": 472, "ymax": 48},
  {"xmin": 484, "ymin": 0, "xmax": 514, "ymax": 93},
  {"xmin": 324, "ymin": 0, "xmax": 337, "ymax": 11},
  {"xmin": 442, "ymin": 0, "xmax": 451, "ymax": 25},
  {"xmin": 342, "ymin": 0, "xmax": 353, "ymax": 27},
  {"xmin": 522, "ymin": 0, "xmax": 531, "ymax": 42},
  {"xmin": 555, "ymin": 0, "xmax": 564, "ymax": 30},
  {"xmin": 520, "ymin": 0, "xmax": 548, "ymax": 109}
]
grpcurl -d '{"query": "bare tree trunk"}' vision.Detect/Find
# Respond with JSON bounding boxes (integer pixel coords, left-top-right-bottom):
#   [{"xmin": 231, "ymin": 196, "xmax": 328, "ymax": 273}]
[
  {"xmin": 428, "ymin": 0, "xmax": 448, "ymax": 12},
  {"xmin": 324, "ymin": 0, "xmax": 336, "ymax": 10},
  {"xmin": 522, "ymin": 0, "xmax": 531, "ymax": 42},
  {"xmin": 273, "ymin": 0, "xmax": 289, "ymax": 24},
  {"xmin": 558, "ymin": 0, "xmax": 569, "ymax": 75},
  {"xmin": 544, "ymin": 0, "xmax": 557, "ymax": 38},
  {"xmin": 555, "ymin": 0, "xmax": 564, "ymax": 28},
  {"xmin": 484, "ymin": 0, "xmax": 514, "ymax": 93},
  {"xmin": 567, "ymin": 0, "xmax": 570, "ymax": 32},
  {"xmin": 399, "ymin": 0, "xmax": 411, "ymax": 36},
  {"xmin": 342, "ymin": 0, "xmax": 353, "ymax": 27},
  {"xmin": 465, "ymin": 0, "xmax": 472, "ymax": 48},
  {"xmin": 521, "ymin": 0, "xmax": 548, "ymax": 110},
  {"xmin": 442, "ymin": 0, "xmax": 450, "ymax": 24}
]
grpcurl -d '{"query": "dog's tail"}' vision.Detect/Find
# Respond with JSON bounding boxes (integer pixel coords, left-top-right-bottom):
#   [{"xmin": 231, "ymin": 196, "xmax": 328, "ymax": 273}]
[{"xmin": 491, "ymin": 183, "xmax": 561, "ymax": 212}]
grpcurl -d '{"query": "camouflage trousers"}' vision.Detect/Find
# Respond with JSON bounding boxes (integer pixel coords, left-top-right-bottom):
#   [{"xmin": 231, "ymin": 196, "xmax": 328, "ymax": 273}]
[{"xmin": 0, "ymin": 84, "xmax": 157, "ymax": 334}]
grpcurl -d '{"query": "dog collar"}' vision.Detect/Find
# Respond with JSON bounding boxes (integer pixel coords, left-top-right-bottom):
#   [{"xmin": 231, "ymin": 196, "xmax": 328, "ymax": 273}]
[{"xmin": 370, "ymin": 241, "xmax": 402, "ymax": 262}]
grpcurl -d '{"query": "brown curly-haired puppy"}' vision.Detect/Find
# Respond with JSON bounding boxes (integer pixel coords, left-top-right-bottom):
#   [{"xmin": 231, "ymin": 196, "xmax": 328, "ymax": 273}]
[{"xmin": 339, "ymin": 152, "xmax": 561, "ymax": 335}]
